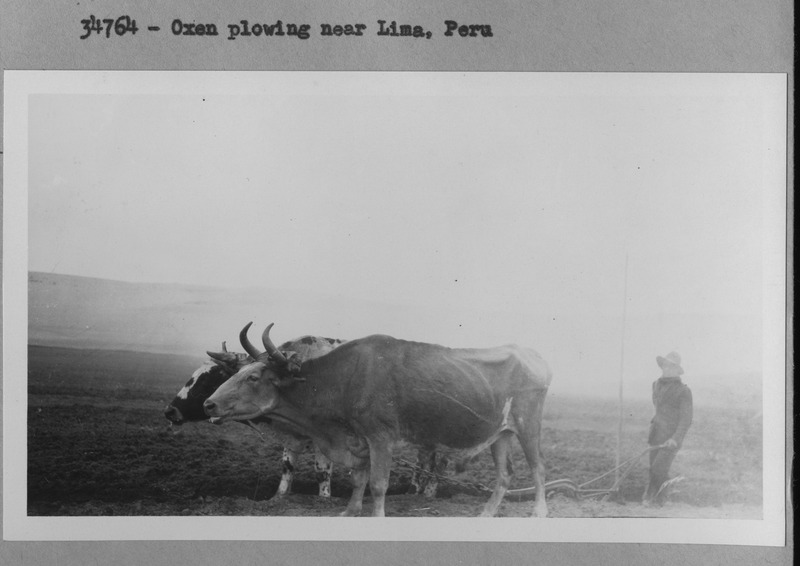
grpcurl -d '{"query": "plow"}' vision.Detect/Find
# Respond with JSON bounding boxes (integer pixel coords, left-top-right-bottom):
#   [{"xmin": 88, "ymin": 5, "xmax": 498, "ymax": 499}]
[
  {"xmin": 395, "ymin": 444, "xmax": 670, "ymax": 502},
  {"xmin": 507, "ymin": 446, "xmax": 661, "ymax": 501}
]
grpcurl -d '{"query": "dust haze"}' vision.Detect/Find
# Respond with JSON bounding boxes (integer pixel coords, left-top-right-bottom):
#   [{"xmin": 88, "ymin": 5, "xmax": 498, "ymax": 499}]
[{"xmin": 29, "ymin": 271, "xmax": 762, "ymax": 405}]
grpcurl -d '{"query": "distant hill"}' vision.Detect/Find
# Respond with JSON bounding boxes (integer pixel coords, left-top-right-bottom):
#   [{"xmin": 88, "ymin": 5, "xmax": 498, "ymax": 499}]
[
  {"xmin": 26, "ymin": 272, "xmax": 765, "ymax": 408},
  {"xmin": 28, "ymin": 271, "xmax": 391, "ymax": 358}
]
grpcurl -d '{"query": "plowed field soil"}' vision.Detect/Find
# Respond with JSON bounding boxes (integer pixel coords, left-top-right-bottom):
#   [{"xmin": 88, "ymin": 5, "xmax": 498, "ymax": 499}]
[{"xmin": 26, "ymin": 346, "xmax": 762, "ymax": 518}]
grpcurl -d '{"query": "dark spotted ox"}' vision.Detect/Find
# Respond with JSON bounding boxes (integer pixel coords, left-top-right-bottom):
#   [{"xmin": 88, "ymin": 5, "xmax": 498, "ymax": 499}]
[
  {"xmin": 204, "ymin": 323, "xmax": 553, "ymax": 517},
  {"xmin": 164, "ymin": 336, "xmax": 345, "ymax": 498}
]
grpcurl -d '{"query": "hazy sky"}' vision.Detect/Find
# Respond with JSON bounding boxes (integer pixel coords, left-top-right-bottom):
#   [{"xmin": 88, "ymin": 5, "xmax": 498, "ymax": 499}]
[{"xmin": 22, "ymin": 72, "xmax": 786, "ymax": 382}]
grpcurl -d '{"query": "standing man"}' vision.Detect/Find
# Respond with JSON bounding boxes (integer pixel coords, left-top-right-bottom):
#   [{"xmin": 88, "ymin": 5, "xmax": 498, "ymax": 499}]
[{"xmin": 643, "ymin": 351, "xmax": 693, "ymax": 506}]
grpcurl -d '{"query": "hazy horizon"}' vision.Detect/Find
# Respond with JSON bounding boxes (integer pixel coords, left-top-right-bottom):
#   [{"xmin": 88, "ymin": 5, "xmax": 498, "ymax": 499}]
[{"xmin": 27, "ymin": 269, "xmax": 763, "ymax": 406}]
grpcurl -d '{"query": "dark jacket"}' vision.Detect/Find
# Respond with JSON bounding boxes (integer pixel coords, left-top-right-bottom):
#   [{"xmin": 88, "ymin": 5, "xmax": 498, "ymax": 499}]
[{"xmin": 648, "ymin": 376, "xmax": 693, "ymax": 448}]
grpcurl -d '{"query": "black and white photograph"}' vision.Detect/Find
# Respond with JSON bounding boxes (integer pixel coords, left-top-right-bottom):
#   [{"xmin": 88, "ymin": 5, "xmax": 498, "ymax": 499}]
[{"xmin": 2, "ymin": 71, "xmax": 787, "ymax": 544}]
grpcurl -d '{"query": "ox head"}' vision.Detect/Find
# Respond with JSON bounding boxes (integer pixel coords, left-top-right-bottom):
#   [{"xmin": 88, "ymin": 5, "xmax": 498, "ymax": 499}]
[
  {"xmin": 163, "ymin": 342, "xmax": 252, "ymax": 424},
  {"xmin": 203, "ymin": 323, "xmax": 304, "ymax": 423}
]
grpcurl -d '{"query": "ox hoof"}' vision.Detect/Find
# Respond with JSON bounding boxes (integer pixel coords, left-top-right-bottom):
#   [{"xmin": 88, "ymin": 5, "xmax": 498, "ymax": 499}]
[
  {"xmin": 340, "ymin": 509, "xmax": 362, "ymax": 517},
  {"xmin": 532, "ymin": 501, "xmax": 549, "ymax": 518}
]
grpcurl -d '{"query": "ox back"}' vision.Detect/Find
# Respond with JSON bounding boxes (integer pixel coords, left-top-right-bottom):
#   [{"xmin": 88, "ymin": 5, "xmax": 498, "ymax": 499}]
[{"xmin": 298, "ymin": 336, "xmax": 551, "ymax": 450}]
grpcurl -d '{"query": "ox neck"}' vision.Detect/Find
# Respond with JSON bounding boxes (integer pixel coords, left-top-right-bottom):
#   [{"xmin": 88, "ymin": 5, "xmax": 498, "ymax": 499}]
[{"xmin": 258, "ymin": 401, "xmax": 316, "ymax": 436}]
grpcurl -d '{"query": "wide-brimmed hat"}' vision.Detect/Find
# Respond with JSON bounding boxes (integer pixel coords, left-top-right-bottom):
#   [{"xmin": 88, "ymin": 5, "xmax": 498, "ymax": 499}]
[{"xmin": 656, "ymin": 351, "xmax": 684, "ymax": 375}]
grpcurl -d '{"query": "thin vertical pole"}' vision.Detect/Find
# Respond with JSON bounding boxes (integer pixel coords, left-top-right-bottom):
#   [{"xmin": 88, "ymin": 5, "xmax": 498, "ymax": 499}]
[{"xmin": 616, "ymin": 254, "xmax": 629, "ymax": 486}]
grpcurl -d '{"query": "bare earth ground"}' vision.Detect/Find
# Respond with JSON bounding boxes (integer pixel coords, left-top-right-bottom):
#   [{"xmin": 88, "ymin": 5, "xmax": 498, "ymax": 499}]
[
  {"xmin": 48, "ymin": 493, "xmax": 761, "ymax": 519},
  {"xmin": 25, "ymin": 346, "xmax": 763, "ymax": 519}
]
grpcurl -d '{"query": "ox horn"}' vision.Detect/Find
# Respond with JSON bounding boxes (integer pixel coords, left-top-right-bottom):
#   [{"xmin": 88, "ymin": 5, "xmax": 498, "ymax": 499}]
[
  {"xmin": 207, "ymin": 344, "xmax": 235, "ymax": 366},
  {"xmin": 262, "ymin": 323, "xmax": 288, "ymax": 364},
  {"xmin": 221, "ymin": 341, "xmax": 228, "ymax": 353},
  {"xmin": 207, "ymin": 351, "xmax": 230, "ymax": 363},
  {"xmin": 239, "ymin": 322, "xmax": 267, "ymax": 361}
]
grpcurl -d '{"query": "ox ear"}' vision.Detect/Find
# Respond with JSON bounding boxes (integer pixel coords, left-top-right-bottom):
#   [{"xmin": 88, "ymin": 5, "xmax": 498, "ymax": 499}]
[
  {"xmin": 207, "ymin": 351, "xmax": 238, "ymax": 372},
  {"xmin": 268, "ymin": 355, "xmax": 306, "ymax": 388},
  {"xmin": 267, "ymin": 350, "xmax": 301, "ymax": 373},
  {"xmin": 284, "ymin": 351, "xmax": 302, "ymax": 375}
]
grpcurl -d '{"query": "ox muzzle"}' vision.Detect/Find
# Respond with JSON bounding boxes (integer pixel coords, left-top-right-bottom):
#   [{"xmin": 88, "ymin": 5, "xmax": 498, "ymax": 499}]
[
  {"xmin": 202, "ymin": 399, "xmax": 225, "ymax": 425},
  {"xmin": 163, "ymin": 405, "xmax": 185, "ymax": 424}
]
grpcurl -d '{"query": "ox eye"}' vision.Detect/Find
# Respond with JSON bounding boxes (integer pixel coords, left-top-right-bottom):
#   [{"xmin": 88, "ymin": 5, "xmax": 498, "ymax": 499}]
[{"xmin": 246, "ymin": 373, "xmax": 259, "ymax": 382}]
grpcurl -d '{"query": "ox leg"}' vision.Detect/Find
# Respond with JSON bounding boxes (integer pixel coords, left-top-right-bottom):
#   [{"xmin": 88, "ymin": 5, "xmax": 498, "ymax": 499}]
[
  {"xmin": 314, "ymin": 447, "xmax": 333, "ymax": 498},
  {"xmin": 528, "ymin": 445, "xmax": 548, "ymax": 518},
  {"xmin": 408, "ymin": 452, "xmax": 424, "ymax": 495},
  {"xmin": 409, "ymin": 446, "xmax": 435, "ymax": 495},
  {"xmin": 480, "ymin": 432, "xmax": 513, "ymax": 517},
  {"xmin": 276, "ymin": 445, "xmax": 300, "ymax": 497},
  {"xmin": 341, "ymin": 465, "xmax": 368, "ymax": 517},
  {"xmin": 367, "ymin": 440, "xmax": 393, "ymax": 517},
  {"xmin": 423, "ymin": 453, "xmax": 448, "ymax": 499},
  {"xmin": 516, "ymin": 397, "xmax": 549, "ymax": 518}
]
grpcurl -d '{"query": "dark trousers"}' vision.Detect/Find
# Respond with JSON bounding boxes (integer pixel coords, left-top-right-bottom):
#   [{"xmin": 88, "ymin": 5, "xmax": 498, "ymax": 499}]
[{"xmin": 643, "ymin": 446, "xmax": 678, "ymax": 503}]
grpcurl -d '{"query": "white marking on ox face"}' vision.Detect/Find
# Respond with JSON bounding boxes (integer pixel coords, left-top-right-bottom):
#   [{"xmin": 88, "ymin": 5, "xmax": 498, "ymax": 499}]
[
  {"xmin": 175, "ymin": 379, "xmax": 195, "ymax": 400},
  {"xmin": 175, "ymin": 363, "xmax": 213, "ymax": 399}
]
